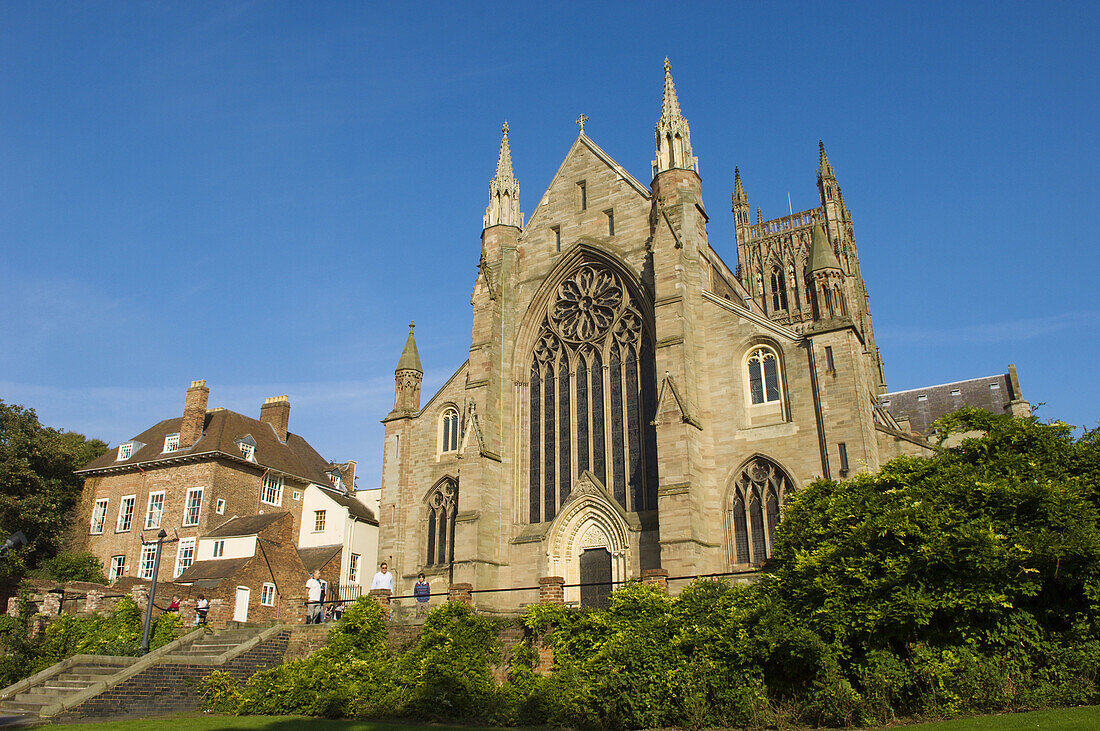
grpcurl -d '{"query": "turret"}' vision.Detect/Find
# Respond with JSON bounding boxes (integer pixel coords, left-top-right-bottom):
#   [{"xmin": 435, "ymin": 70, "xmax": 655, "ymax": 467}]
[
  {"xmin": 391, "ymin": 322, "xmax": 422, "ymax": 416},
  {"xmin": 652, "ymin": 58, "xmax": 698, "ymax": 178},
  {"xmin": 807, "ymin": 219, "xmax": 847, "ymax": 321}
]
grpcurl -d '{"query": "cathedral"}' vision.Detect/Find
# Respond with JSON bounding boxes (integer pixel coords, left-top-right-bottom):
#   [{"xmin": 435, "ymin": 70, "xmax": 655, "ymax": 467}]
[{"xmin": 376, "ymin": 60, "xmax": 1005, "ymax": 608}]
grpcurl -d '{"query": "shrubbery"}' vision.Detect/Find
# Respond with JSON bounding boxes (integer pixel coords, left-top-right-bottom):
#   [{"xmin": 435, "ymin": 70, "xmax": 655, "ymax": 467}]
[{"xmin": 200, "ymin": 411, "xmax": 1100, "ymax": 728}]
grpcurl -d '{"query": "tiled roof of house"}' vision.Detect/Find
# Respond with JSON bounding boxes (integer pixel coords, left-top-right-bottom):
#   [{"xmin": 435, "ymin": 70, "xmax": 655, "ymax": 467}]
[
  {"xmin": 176, "ymin": 557, "xmax": 251, "ymax": 582},
  {"xmin": 78, "ymin": 408, "xmax": 335, "ymax": 485},
  {"xmin": 297, "ymin": 544, "xmax": 342, "ymax": 573},
  {"xmin": 206, "ymin": 512, "xmax": 289, "ymax": 537}
]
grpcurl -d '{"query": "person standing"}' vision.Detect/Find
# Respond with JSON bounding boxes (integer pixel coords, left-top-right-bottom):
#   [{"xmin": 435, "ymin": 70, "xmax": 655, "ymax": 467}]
[
  {"xmin": 413, "ymin": 573, "xmax": 430, "ymax": 614},
  {"xmin": 370, "ymin": 562, "xmax": 394, "ymax": 592},
  {"xmin": 306, "ymin": 569, "xmax": 323, "ymax": 624},
  {"xmin": 194, "ymin": 595, "xmax": 209, "ymax": 627}
]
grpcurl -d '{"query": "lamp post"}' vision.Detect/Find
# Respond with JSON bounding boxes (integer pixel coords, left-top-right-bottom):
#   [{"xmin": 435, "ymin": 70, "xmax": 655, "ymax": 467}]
[
  {"xmin": 139, "ymin": 529, "xmax": 168, "ymax": 655},
  {"xmin": 0, "ymin": 531, "xmax": 27, "ymax": 557}
]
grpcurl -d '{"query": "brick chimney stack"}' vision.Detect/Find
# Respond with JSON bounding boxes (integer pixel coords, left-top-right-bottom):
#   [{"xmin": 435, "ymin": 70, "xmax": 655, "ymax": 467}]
[
  {"xmin": 260, "ymin": 396, "xmax": 290, "ymax": 442},
  {"xmin": 180, "ymin": 380, "xmax": 209, "ymax": 448}
]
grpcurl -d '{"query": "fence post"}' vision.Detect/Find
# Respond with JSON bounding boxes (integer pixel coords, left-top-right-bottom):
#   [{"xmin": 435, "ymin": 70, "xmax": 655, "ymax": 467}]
[
  {"xmin": 369, "ymin": 588, "xmax": 392, "ymax": 620},
  {"xmin": 641, "ymin": 569, "xmax": 669, "ymax": 593},
  {"xmin": 539, "ymin": 576, "xmax": 565, "ymax": 605},
  {"xmin": 448, "ymin": 583, "xmax": 473, "ymax": 604}
]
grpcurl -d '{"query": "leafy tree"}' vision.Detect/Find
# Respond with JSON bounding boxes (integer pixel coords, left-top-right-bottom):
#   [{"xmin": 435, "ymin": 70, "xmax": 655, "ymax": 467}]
[{"xmin": 0, "ymin": 400, "xmax": 107, "ymax": 572}]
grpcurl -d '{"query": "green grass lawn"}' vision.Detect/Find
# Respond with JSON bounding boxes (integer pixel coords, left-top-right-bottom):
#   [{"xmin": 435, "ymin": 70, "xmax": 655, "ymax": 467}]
[
  {"xmin": 879, "ymin": 705, "xmax": 1100, "ymax": 730},
  {"xmin": 46, "ymin": 705, "xmax": 1100, "ymax": 731}
]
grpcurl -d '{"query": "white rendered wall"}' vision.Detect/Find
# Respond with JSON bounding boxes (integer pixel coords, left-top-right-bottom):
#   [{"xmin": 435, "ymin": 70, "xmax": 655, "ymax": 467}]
[
  {"xmin": 196, "ymin": 535, "xmax": 256, "ymax": 561},
  {"xmin": 297, "ymin": 484, "xmax": 347, "ymax": 548}
]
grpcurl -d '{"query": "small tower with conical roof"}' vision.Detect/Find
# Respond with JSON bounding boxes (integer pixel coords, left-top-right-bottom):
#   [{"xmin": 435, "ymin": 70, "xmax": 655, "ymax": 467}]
[
  {"xmin": 807, "ymin": 219, "xmax": 847, "ymax": 321},
  {"xmin": 391, "ymin": 321, "xmax": 423, "ymax": 416},
  {"xmin": 732, "ymin": 167, "xmax": 751, "ymax": 271},
  {"xmin": 652, "ymin": 58, "xmax": 698, "ymax": 177}
]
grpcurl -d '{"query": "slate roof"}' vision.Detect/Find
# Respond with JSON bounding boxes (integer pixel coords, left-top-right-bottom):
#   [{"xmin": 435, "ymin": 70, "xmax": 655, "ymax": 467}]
[
  {"xmin": 205, "ymin": 512, "xmax": 289, "ymax": 537},
  {"xmin": 298, "ymin": 544, "xmax": 342, "ymax": 573},
  {"xmin": 317, "ymin": 486, "xmax": 378, "ymax": 524},
  {"xmin": 880, "ymin": 372, "xmax": 1019, "ymax": 434},
  {"xmin": 176, "ymin": 557, "xmax": 251, "ymax": 583},
  {"xmin": 78, "ymin": 408, "xmax": 335, "ymax": 486}
]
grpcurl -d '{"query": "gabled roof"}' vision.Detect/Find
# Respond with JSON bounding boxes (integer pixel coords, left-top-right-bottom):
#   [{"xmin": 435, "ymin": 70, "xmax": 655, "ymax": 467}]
[
  {"xmin": 205, "ymin": 512, "xmax": 289, "ymax": 538},
  {"xmin": 523, "ymin": 133, "xmax": 650, "ymax": 236},
  {"xmin": 78, "ymin": 408, "xmax": 335, "ymax": 485}
]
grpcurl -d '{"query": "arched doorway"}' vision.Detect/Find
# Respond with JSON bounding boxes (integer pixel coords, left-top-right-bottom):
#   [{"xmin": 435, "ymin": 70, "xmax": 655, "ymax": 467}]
[{"xmin": 546, "ymin": 471, "xmax": 631, "ymax": 605}]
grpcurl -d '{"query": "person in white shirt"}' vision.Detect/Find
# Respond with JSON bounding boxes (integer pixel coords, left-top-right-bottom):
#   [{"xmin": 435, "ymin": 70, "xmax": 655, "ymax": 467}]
[
  {"xmin": 370, "ymin": 562, "xmax": 394, "ymax": 592},
  {"xmin": 305, "ymin": 569, "xmax": 323, "ymax": 624}
]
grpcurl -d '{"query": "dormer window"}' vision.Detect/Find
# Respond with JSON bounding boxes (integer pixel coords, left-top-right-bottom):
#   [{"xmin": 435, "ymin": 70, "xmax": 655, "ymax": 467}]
[
  {"xmin": 117, "ymin": 443, "xmax": 134, "ymax": 461},
  {"xmin": 328, "ymin": 471, "xmax": 344, "ymax": 491},
  {"xmin": 163, "ymin": 433, "xmax": 180, "ymax": 453},
  {"xmin": 236, "ymin": 435, "xmax": 256, "ymax": 461}
]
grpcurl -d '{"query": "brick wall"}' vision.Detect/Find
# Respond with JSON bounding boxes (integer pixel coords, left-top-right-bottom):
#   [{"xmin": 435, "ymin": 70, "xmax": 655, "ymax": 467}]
[{"xmin": 54, "ymin": 630, "xmax": 291, "ymax": 722}]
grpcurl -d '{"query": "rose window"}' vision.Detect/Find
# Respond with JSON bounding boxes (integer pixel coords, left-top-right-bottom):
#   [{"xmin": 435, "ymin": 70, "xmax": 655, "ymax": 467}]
[{"xmin": 550, "ymin": 265, "xmax": 623, "ymax": 343}]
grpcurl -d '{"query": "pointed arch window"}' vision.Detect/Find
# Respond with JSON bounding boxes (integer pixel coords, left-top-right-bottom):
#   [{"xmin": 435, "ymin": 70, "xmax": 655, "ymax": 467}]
[
  {"xmin": 727, "ymin": 457, "xmax": 793, "ymax": 566},
  {"xmin": 440, "ymin": 407, "xmax": 460, "ymax": 454},
  {"xmin": 425, "ymin": 478, "xmax": 458, "ymax": 566},
  {"xmin": 770, "ymin": 266, "xmax": 788, "ymax": 311},
  {"xmin": 527, "ymin": 262, "xmax": 658, "ymax": 522},
  {"xmin": 746, "ymin": 346, "xmax": 782, "ymax": 406}
]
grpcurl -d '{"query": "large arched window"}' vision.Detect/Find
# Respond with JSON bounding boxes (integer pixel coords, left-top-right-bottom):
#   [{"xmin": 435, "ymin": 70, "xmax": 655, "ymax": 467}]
[
  {"xmin": 746, "ymin": 347, "xmax": 782, "ymax": 406},
  {"xmin": 528, "ymin": 262, "xmax": 658, "ymax": 523},
  {"xmin": 727, "ymin": 457, "xmax": 792, "ymax": 565},
  {"xmin": 425, "ymin": 478, "xmax": 457, "ymax": 566},
  {"xmin": 440, "ymin": 407, "xmax": 459, "ymax": 454}
]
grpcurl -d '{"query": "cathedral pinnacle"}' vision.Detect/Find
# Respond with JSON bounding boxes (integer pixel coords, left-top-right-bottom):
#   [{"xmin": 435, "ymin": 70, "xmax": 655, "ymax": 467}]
[
  {"xmin": 733, "ymin": 167, "xmax": 748, "ymax": 204},
  {"xmin": 818, "ymin": 140, "xmax": 836, "ymax": 181},
  {"xmin": 484, "ymin": 122, "xmax": 523, "ymax": 229},
  {"xmin": 653, "ymin": 58, "xmax": 697, "ymax": 176}
]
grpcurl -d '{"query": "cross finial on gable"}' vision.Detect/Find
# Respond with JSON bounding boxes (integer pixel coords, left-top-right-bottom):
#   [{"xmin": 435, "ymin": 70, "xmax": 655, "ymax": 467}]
[{"xmin": 576, "ymin": 114, "xmax": 588, "ymax": 133}]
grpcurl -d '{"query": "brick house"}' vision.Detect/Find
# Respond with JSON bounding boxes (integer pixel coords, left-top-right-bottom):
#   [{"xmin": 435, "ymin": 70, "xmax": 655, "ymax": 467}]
[{"xmin": 71, "ymin": 381, "xmax": 378, "ymax": 603}]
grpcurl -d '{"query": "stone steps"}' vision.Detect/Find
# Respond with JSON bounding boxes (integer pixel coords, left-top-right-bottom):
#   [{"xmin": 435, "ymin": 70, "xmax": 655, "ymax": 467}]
[{"xmin": 0, "ymin": 625, "xmax": 274, "ymax": 723}]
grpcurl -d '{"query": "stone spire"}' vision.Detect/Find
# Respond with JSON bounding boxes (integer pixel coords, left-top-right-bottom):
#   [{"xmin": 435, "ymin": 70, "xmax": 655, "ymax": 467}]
[
  {"xmin": 392, "ymin": 321, "xmax": 422, "ymax": 416},
  {"xmin": 396, "ymin": 321, "xmax": 422, "ymax": 373},
  {"xmin": 484, "ymin": 122, "xmax": 523, "ymax": 229},
  {"xmin": 653, "ymin": 58, "xmax": 698, "ymax": 176},
  {"xmin": 732, "ymin": 166, "xmax": 751, "ymax": 243}
]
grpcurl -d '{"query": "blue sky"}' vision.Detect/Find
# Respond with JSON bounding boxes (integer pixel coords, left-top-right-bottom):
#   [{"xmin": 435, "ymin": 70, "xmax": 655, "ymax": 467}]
[{"xmin": 2, "ymin": 2, "xmax": 1097, "ymax": 488}]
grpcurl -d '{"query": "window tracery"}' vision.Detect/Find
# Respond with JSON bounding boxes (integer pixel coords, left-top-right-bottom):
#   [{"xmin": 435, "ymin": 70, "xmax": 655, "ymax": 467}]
[
  {"xmin": 728, "ymin": 457, "xmax": 792, "ymax": 565},
  {"xmin": 425, "ymin": 478, "xmax": 458, "ymax": 566},
  {"xmin": 528, "ymin": 262, "xmax": 657, "ymax": 522}
]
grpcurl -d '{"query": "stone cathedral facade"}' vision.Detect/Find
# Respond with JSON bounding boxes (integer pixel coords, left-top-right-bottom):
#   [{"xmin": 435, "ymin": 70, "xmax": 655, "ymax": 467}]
[{"xmin": 377, "ymin": 60, "xmax": 950, "ymax": 607}]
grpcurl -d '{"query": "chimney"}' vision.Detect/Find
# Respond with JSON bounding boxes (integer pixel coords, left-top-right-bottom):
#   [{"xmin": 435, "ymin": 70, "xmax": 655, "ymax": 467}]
[
  {"xmin": 180, "ymin": 380, "xmax": 209, "ymax": 448},
  {"xmin": 344, "ymin": 460, "xmax": 357, "ymax": 494},
  {"xmin": 260, "ymin": 396, "xmax": 290, "ymax": 442}
]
